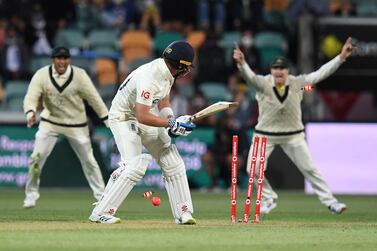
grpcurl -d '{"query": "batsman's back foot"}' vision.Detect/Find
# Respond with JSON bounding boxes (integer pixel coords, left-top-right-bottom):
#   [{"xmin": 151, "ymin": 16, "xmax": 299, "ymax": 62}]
[
  {"xmin": 260, "ymin": 199, "xmax": 277, "ymax": 214},
  {"xmin": 89, "ymin": 213, "xmax": 121, "ymax": 224},
  {"xmin": 328, "ymin": 202, "xmax": 347, "ymax": 215},
  {"xmin": 180, "ymin": 212, "xmax": 197, "ymax": 225}
]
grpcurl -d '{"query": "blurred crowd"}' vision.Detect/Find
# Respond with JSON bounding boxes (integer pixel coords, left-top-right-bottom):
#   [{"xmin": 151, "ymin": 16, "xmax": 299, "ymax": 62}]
[{"xmin": 0, "ymin": 0, "xmax": 376, "ymax": 190}]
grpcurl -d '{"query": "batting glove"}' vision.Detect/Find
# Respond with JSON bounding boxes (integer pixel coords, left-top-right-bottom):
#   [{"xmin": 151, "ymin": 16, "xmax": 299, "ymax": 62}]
[
  {"xmin": 167, "ymin": 118, "xmax": 196, "ymax": 137},
  {"xmin": 176, "ymin": 115, "xmax": 192, "ymax": 123}
]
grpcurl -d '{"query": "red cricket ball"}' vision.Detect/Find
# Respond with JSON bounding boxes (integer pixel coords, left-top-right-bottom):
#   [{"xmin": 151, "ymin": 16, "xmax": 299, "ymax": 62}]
[{"xmin": 152, "ymin": 196, "xmax": 161, "ymax": 206}]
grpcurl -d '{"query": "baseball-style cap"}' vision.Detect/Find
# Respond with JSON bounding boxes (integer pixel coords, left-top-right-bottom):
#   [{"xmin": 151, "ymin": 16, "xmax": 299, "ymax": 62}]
[
  {"xmin": 51, "ymin": 46, "xmax": 71, "ymax": 58},
  {"xmin": 270, "ymin": 56, "xmax": 289, "ymax": 68},
  {"xmin": 162, "ymin": 40, "xmax": 194, "ymax": 68}
]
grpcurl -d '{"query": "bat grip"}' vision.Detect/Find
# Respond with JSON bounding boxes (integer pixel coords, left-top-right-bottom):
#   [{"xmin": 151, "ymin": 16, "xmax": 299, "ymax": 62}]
[{"xmin": 187, "ymin": 116, "xmax": 194, "ymax": 123}]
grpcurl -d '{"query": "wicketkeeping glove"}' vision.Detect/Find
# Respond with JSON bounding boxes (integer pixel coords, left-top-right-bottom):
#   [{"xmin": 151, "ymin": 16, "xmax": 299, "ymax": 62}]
[{"xmin": 167, "ymin": 116, "xmax": 196, "ymax": 137}]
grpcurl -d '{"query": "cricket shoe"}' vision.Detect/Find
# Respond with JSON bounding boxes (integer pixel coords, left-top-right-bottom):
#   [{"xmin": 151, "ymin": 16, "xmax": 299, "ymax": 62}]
[
  {"xmin": 328, "ymin": 202, "xmax": 347, "ymax": 214},
  {"xmin": 260, "ymin": 199, "xmax": 277, "ymax": 214},
  {"xmin": 179, "ymin": 212, "xmax": 197, "ymax": 225},
  {"xmin": 23, "ymin": 192, "xmax": 40, "ymax": 209},
  {"xmin": 89, "ymin": 213, "xmax": 121, "ymax": 224}
]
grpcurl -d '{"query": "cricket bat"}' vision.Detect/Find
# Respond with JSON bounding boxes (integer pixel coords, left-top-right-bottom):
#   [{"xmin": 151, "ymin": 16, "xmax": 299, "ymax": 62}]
[{"xmin": 188, "ymin": 101, "xmax": 239, "ymax": 122}]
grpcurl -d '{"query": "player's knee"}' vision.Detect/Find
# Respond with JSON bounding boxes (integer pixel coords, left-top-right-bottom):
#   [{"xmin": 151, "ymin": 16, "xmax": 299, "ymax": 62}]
[
  {"xmin": 120, "ymin": 154, "xmax": 152, "ymax": 182},
  {"xmin": 29, "ymin": 152, "xmax": 42, "ymax": 175},
  {"xmin": 29, "ymin": 152, "xmax": 41, "ymax": 166},
  {"xmin": 159, "ymin": 144, "xmax": 185, "ymax": 177},
  {"xmin": 110, "ymin": 163, "xmax": 126, "ymax": 182},
  {"xmin": 80, "ymin": 157, "xmax": 99, "ymax": 170}
]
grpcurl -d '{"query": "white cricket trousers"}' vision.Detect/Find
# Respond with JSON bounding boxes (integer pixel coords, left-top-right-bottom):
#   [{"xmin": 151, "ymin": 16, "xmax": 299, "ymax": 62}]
[
  {"xmin": 25, "ymin": 128, "xmax": 105, "ymax": 200},
  {"xmin": 107, "ymin": 120, "xmax": 194, "ymax": 219},
  {"xmin": 247, "ymin": 137, "xmax": 338, "ymax": 207}
]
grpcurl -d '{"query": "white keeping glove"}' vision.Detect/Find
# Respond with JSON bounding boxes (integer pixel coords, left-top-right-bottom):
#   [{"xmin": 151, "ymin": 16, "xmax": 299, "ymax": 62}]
[{"xmin": 167, "ymin": 117, "xmax": 196, "ymax": 137}]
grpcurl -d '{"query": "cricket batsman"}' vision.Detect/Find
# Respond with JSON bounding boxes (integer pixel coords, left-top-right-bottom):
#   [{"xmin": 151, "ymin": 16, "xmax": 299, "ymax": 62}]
[{"xmin": 89, "ymin": 41, "xmax": 197, "ymax": 224}]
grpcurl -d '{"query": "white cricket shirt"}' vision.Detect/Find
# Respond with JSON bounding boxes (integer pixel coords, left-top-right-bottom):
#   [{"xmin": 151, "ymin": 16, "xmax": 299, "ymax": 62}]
[{"xmin": 109, "ymin": 58, "xmax": 174, "ymax": 121}]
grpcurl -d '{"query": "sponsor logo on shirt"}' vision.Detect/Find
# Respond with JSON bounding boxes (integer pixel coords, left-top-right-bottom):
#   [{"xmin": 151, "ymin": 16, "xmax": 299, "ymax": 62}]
[
  {"xmin": 141, "ymin": 90, "xmax": 150, "ymax": 99},
  {"xmin": 181, "ymin": 204, "xmax": 188, "ymax": 212}
]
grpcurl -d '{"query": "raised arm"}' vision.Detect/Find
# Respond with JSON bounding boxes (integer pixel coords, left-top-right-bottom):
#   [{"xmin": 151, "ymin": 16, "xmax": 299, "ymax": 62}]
[
  {"xmin": 233, "ymin": 43, "xmax": 255, "ymax": 78},
  {"xmin": 305, "ymin": 37, "xmax": 355, "ymax": 84},
  {"xmin": 233, "ymin": 43, "xmax": 266, "ymax": 90}
]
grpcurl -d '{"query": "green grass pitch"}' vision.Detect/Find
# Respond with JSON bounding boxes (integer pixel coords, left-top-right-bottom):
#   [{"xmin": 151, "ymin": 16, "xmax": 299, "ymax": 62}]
[{"xmin": 0, "ymin": 189, "xmax": 376, "ymax": 251}]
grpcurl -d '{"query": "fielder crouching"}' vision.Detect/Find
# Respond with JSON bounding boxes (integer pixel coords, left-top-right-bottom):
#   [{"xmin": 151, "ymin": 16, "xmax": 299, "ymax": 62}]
[
  {"xmin": 89, "ymin": 41, "xmax": 197, "ymax": 224},
  {"xmin": 23, "ymin": 46, "xmax": 108, "ymax": 208}
]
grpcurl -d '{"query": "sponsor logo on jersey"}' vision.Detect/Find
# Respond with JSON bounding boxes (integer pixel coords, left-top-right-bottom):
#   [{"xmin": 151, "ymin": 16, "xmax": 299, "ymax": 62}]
[
  {"xmin": 181, "ymin": 204, "xmax": 188, "ymax": 212},
  {"xmin": 108, "ymin": 208, "xmax": 115, "ymax": 215},
  {"xmin": 141, "ymin": 90, "xmax": 150, "ymax": 99}
]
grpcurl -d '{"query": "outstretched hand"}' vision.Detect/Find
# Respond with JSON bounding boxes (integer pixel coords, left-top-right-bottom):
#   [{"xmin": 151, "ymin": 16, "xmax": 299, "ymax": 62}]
[
  {"xmin": 233, "ymin": 43, "xmax": 245, "ymax": 65},
  {"xmin": 340, "ymin": 37, "xmax": 355, "ymax": 60}
]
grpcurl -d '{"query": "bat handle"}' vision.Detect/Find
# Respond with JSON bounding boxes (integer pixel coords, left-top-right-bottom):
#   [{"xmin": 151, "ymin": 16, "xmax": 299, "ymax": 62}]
[{"xmin": 187, "ymin": 116, "xmax": 194, "ymax": 123}]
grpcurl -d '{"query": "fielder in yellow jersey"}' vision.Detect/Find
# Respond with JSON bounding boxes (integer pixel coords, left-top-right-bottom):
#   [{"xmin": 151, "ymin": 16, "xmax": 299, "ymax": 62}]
[
  {"xmin": 233, "ymin": 38, "xmax": 355, "ymax": 215},
  {"xmin": 23, "ymin": 46, "xmax": 108, "ymax": 208}
]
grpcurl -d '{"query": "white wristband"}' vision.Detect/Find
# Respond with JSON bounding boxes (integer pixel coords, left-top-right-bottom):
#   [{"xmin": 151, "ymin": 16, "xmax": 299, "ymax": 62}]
[{"xmin": 159, "ymin": 107, "xmax": 174, "ymax": 119}]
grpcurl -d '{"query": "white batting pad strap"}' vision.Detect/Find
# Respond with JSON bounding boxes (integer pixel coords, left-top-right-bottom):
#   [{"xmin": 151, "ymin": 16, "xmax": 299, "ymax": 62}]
[
  {"xmin": 93, "ymin": 154, "xmax": 152, "ymax": 215},
  {"xmin": 159, "ymin": 145, "xmax": 193, "ymax": 219}
]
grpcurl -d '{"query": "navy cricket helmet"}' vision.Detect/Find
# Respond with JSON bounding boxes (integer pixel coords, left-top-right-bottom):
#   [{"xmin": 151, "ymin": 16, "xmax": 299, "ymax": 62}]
[
  {"xmin": 162, "ymin": 40, "xmax": 194, "ymax": 70},
  {"xmin": 270, "ymin": 56, "xmax": 289, "ymax": 69}
]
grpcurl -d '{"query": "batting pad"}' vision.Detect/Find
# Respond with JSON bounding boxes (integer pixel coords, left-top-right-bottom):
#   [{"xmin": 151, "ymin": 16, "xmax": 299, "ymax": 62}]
[
  {"xmin": 99, "ymin": 162, "xmax": 127, "ymax": 201},
  {"xmin": 93, "ymin": 154, "xmax": 152, "ymax": 215},
  {"xmin": 159, "ymin": 145, "xmax": 193, "ymax": 219}
]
